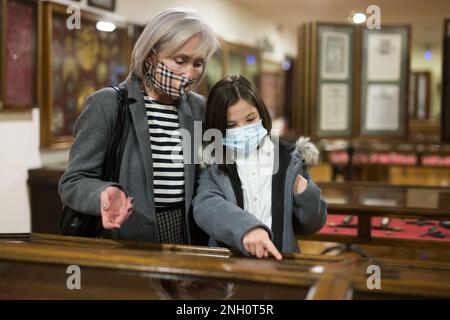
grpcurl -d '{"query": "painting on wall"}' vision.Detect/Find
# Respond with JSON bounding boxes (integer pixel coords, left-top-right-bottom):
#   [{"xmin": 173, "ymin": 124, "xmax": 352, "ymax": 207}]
[
  {"xmin": 1, "ymin": 0, "xmax": 37, "ymax": 111},
  {"xmin": 360, "ymin": 26, "xmax": 410, "ymax": 137},
  {"xmin": 316, "ymin": 24, "xmax": 354, "ymax": 137},
  {"xmin": 41, "ymin": 3, "xmax": 129, "ymax": 148}
]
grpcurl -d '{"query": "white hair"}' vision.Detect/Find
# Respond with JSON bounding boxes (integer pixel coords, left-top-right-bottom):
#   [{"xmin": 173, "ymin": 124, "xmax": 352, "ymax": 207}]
[{"xmin": 128, "ymin": 7, "xmax": 219, "ymax": 84}]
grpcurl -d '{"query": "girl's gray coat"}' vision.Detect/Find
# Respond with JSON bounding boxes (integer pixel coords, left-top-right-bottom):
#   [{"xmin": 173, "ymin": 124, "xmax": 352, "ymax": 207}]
[{"xmin": 192, "ymin": 138, "xmax": 327, "ymax": 254}]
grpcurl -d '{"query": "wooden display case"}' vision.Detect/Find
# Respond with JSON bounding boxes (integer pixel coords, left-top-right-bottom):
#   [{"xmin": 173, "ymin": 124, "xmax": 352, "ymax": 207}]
[
  {"xmin": 1, "ymin": 233, "xmax": 450, "ymax": 299},
  {"xmin": 300, "ymin": 181, "xmax": 450, "ymax": 250},
  {"xmin": 316, "ymin": 138, "xmax": 450, "ymax": 183}
]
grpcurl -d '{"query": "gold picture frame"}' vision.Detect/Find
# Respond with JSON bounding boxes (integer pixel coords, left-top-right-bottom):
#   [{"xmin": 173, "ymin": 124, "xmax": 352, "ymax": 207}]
[
  {"xmin": 40, "ymin": 2, "xmax": 131, "ymax": 148},
  {"xmin": 442, "ymin": 19, "xmax": 450, "ymax": 142}
]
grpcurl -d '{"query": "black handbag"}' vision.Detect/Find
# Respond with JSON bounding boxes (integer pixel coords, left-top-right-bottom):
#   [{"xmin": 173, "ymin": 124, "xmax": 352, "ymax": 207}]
[{"xmin": 60, "ymin": 85, "xmax": 131, "ymax": 237}]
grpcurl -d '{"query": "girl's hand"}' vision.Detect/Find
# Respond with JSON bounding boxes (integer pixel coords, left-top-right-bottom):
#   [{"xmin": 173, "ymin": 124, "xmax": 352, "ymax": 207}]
[
  {"xmin": 242, "ymin": 228, "xmax": 282, "ymax": 260},
  {"xmin": 100, "ymin": 186, "xmax": 133, "ymax": 229},
  {"xmin": 293, "ymin": 175, "xmax": 308, "ymax": 194}
]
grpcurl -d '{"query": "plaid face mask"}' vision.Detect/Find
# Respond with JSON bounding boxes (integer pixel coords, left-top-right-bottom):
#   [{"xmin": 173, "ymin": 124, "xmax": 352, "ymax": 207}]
[{"xmin": 143, "ymin": 57, "xmax": 197, "ymax": 98}]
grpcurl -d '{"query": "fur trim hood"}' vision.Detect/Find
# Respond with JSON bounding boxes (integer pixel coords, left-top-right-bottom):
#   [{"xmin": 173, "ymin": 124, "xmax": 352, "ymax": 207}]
[
  {"xmin": 295, "ymin": 136, "xmax": 319, "ymax": 166},
  {"xmin": 200, "ymin": 136, "xmax": 319, "ymax": 168}
]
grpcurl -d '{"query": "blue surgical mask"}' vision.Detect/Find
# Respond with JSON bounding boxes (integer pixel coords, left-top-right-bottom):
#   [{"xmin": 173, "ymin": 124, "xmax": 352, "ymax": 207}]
[{"xmin": 223, "ymin": 120, "xmax": 268, "ymax": 154}]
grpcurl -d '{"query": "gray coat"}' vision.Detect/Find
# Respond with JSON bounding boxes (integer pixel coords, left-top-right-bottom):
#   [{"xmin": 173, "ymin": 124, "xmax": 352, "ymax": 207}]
[
  {"xmin": 192, "ymin": 138, "xmax": 327, "ymax": 254},
  {"xmin": 58, "ymin": 74, "xmax": 206, "ymax": 243}
]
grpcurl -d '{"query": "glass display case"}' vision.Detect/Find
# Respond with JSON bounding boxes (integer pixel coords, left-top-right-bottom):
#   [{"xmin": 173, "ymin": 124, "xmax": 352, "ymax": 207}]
[
  {"xmin": 1, "ymin": 233, "xmax": 450, "ymax": 299},
  {"xmin": 303, "ymin": 182, "xmax": 450, "ymax": 248}
]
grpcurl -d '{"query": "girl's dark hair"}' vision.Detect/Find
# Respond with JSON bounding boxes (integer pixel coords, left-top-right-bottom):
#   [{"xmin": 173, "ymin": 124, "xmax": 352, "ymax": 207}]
[
  {"xmin": 204, "ymin": 74, "xmax": 272, "ymax": 172},
  {"xmin": 205, "ymin": 74, "xmax": 272, "ymax": 134}
]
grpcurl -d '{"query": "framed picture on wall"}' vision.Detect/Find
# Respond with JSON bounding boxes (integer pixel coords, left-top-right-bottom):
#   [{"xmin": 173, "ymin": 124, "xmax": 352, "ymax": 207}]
[
  {"xmin": 365, "ymin": 84, "xmax": 400, "ymax": 131},
  {"xmin": 442, "ymin": 19, "xmax": 450, "ymax": 142},
  {"xmin": 40, "ymin": 2, "xmax": 130, "ymax": 148},
  {"xmin": 367, "ymin": 33, "xmax": 402, "ymax": 81},
  {"xmin": 320, "ymin": 30, "xmax": 349, "ymax": 80},
  {"xmin": 0, "ymin": 0, "xmax": 39, "ymax": 112},
  {"xmin": 197, "ymin": 40, "xmax": 260, "ymax": 97},
  {"xmin": 260, "ymin": 62, "xmax": 285, "ymax": 120},
  {"xmin": 409, "ymin": 71, "xmax": 431, "ymax": 120},
  {"xmin": 319, "ymin": 83, "xmax": 349, "ymax": 131},
  {"xmin": 224, "ymin": 42, "xmax": 260, "ymax": 86},
  {"xmin": 87, "ymin": 0, "xmax": 115, "ymax": 12},
  {"xmin": 360, "ymin": 25, "xmax": 410, "ymax": 137},
  {"xmin": 315, "ymin": 23, "xmax": 354, "ymax": 137}
]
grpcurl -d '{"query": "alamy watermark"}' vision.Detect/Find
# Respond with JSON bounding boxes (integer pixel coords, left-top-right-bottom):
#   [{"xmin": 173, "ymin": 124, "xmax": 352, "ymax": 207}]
[
  {"xmin": 66, "ymin": 5, "xmax": 81, "ymax": 30},
  {"xmin": 366, "ymin": 5, "xmax": 381, "ymax": 30},
  {"xmin": 64, "ymin": 4, "xmax": 382, "ymax": 31},
  {"xmin": 66, "ymin": 264, "xmax": 81, "ymax": 290},
  {"xmin": 66, "ymin": 264, "xmax": 380, "ymax": 292},
  {"xmin": 366, "ymin": 264, "xmax": 381, "ymax": 289}
]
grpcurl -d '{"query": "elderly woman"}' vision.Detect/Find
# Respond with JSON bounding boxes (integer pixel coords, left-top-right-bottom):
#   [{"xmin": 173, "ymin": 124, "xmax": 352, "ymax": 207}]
[{"xmin": 59, "ymin": 8, "xmax": 219, "ymax": 244}]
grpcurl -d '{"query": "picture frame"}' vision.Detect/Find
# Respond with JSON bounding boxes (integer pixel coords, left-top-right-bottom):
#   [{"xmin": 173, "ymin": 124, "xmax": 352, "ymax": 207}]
[
  {"xmin": 365, "ymin": 83, "xmax": 401, "ymax": 131},
  {"xmin": 315, "ymin": 23, "xmax": 354, "ymax": 137},
  {"xmin": 367, "ymin": 33, "xmax": 402, "ymax": 81},
  {"xmin": 319, "ymin": 82, "xmax": 350, "ymax": 132},
  {"xmin": 408, "ymin": 71, "xmax": 431, "ymax": 120},
  {"xmin": 196, "ymin": 40, "xmax": 260, "ymax": 97},
  {"xmin": 442, "ymin": 19, "xmax": 450, "ymax": 142},
  {"xmin": 360, "ymin": 25, "xmax": 410, "ymax": 137},
  {"xmin": 294, "ymin": 23, "xmax": 312, "ymax": 137},
  {"xmin": 320, "ymin": 30, "xmax": 349, "ymax": 80},
  {"xmin": 40, "ymin": 2, "xmax": 130, "ymax": 148},
  {"xmin": 0, "ymin": 0, "xmax": 39, "ymax": 112},
  {"xmin": 225, "ymin": 42, "xmax": 260, "ymax": 85},
  {"xmin": 87, "ymin": 0, "xmax": 115, "ymax": 12},
  {"xmin": 260, "ymin": 59, "xmax": 285, "ymax": 121}
]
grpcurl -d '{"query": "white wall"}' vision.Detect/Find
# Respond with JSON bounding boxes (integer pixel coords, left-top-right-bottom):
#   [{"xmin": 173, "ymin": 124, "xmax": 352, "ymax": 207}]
[
  {"xmin": 0, "ymin": 110, "xmax": 41, "ymax": 233},
  {"xmin": 115, "ymin": 0, "xmax": 297, "ymax": 60},
  {"xmin": 0, "ymin": 0, "xmax": 296, "ymax": 233}
]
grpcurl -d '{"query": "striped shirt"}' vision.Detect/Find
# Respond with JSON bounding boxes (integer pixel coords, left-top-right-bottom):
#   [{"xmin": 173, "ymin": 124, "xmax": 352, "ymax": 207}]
[{"xmin": 144, "ymin": 92, "xmax": 185, "ymax": 208}]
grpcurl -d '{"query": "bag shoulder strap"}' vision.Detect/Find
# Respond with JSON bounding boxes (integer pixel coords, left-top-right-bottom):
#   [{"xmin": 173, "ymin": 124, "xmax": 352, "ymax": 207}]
[{"xmin": 102, "ymin": 85, "xmax": 130, "ymax": 182}]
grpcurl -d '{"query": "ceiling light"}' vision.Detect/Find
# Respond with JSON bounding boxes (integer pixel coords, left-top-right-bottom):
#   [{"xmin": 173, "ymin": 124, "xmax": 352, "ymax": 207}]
[
  {"xmin": 96, "ymin": 21, "xmax": 116, "ymax": 32},
  {"xmin": 352, "ymin": 12, "xmax": 367, "ymax": 24}
]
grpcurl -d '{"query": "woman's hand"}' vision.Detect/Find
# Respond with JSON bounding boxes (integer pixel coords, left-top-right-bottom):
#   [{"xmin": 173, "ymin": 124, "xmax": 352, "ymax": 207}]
[
  {"xmin": 100, "ymin": 186, "xmax": 133, "ymax": 229},
  {"xmin": 293, "ymin": 175, "xmax": 308, "ymax": 194},
  {"xmin": 242, "ymin": 228, "xmax": 282, "ymax": 260}
]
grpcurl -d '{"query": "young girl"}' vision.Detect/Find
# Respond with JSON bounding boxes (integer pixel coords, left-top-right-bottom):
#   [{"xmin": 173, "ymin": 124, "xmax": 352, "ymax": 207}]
[{"xmin": 193, "ymin": 75, "xmax": 327, "ymax": 260}]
